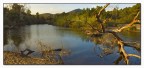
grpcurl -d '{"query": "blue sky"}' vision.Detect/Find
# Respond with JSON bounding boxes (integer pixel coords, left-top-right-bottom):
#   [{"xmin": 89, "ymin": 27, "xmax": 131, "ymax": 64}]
[{"xmin": 26, "ymin": 4, "xmax": 136, "ymax": 14}]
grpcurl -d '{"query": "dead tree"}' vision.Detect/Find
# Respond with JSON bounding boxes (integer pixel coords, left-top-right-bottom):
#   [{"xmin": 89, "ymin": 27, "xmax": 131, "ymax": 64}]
[
  {"xmin": 93, "ymin": 3, "xmax": 140, "ymax": 64},
  {"xmin": 95, "ymin": 3, "xmax": 110, "ymax": 33}
]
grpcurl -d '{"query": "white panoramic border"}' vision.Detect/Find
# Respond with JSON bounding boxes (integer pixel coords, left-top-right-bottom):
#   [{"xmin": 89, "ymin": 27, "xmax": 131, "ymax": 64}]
[{"xmin": 0, "ymin": 0, "xmax": 143, "ymax": 68}]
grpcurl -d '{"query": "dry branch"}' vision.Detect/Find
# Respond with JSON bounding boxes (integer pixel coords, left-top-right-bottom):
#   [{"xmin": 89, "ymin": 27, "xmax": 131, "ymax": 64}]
[
  {"xmin": 21, "ymin": 49, "xmax": 35, "ymax": 56},
  {"xmin": 98, "ymin": 3, "xmax": 110, "ymax": 16},
  {"xmin": 85, "ymin": 17, "xmax": 96, "ymax": 30},
  {"xmin": 85, "ymin": 21, "xmax": 101, "ymax": 33},
  {"xmin": 128, "ymin": 54, "xmax": 141, "ymax": 58},
  {"xmin": 95, "ymin": 3, "xmax": 110, "ymax": 32},
  {"xmin": 107, "ymin": 31, "xmax": 141, "ymax": 64},
  {"xmin": 113, "ymin": 11, "xmax": 140, "ymax": 32},
  {"xmin": 93, "ymin": 4, "xmax": 141, "ymax": 64}
]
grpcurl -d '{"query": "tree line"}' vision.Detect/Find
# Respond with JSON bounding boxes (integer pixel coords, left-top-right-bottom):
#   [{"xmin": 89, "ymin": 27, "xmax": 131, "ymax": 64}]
[
  {"xmin": 4, "ymin": 3, "xmax": 140, "ymax": 31},
  {"xmin": 53, "ymin": 4, "xmax": 140, "ymax": 31},
  {"xmin": 3, "ymin": 3, "xmax": 141, "ymax": 64},
  {"xmin": 4, "ymin": 4, "xmax": 49, "ymax": 28}
]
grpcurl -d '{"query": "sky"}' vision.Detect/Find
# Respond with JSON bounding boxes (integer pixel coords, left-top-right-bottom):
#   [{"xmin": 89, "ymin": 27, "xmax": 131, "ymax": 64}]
[{"xmin": 14, "ymin": 3, "xmax": 137, "ymax": 14}]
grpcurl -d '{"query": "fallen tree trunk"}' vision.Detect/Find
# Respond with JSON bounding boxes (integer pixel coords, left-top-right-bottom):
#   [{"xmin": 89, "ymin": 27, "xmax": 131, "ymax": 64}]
[
  {"xmin": 93, "ymin": 3, "xmax": 141, "ymax": 64},
  {"xmin": 106, "ymin": 31, "xmax": 140, "ymax": 64}
]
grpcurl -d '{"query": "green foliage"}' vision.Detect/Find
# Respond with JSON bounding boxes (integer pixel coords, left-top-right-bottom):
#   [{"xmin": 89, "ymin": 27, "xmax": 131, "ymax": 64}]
[
  {"xmin": 4, "ymin": 4, "xmax": 48, "ymax": 28},
  {"xmin": 26, "ymin": 9, "xmax": 31, "ymax": 15},
  {"xmin": 4, "ymin": 3, "xmax": 141, "ymax": 30},
  {"xmin": 53, "ymin": 4, "xmax": 140, "ymax": 30}
]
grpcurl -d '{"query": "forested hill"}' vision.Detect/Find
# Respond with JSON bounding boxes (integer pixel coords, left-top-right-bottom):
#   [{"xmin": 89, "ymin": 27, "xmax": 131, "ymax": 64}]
[
  {"xmin": 4, "ymin": 3, "xmax": 140, "ymax": 30},
  {"xmin": 68, "ymin": 9, "xmax": 82, "ymax": 13},
  {"xmin": 53, "ymin": 4, "xmax": 140, "ymax": 28}
]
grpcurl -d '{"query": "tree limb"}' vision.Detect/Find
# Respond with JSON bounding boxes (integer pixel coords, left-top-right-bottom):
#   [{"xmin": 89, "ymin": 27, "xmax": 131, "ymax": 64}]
[
  {"xmin": 95, "ymin": 3, "xmax": 110, "ymax": 33},
  {"xmin": 98, "ymin": 3, "xmax": 110, "ymax": 16},
  {"xmin": 113, "ymin": 11, "xmax": 140, "ymax": 32},
  {"xmin": 106, "ymin": 30, "xmax": 141, "ymax": 64},
  {"xmin": 128, "ymin": 54, "xmax": 141, "ymax": 59},
  {"xmin": 92, "ymin": 4, "xmax": 141, "ymax": 64}
]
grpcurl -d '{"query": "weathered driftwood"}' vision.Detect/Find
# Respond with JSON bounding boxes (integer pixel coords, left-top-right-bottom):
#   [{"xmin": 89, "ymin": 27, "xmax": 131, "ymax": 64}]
[
  {"xmin": 20, "ymin": 49, "xmax": 35, "ymax": 56},
  {"xmin": 20, "ymin": 48, "xmax": 65, "ymax": 64},
  {"xmin": 93, "ymin": 3, "xmax": 140, "ymax": 64}
]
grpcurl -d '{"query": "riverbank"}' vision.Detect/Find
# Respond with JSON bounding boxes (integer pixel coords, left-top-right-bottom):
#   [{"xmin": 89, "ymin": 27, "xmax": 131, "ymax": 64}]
[{"xmin": 4, "ymin": 51, "xmax": 60, "ymax": 65}]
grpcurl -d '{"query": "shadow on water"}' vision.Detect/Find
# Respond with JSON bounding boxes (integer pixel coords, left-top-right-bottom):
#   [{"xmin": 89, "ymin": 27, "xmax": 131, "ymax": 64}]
[{"xmin": 4, "ymin": 24, "xmax": 141, "ymax": 65}]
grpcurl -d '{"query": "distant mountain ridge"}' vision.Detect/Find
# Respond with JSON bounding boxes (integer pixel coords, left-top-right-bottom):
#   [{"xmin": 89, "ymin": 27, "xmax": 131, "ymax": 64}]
[
  {"xmin": 68, "ymin": 9, "xmax": 82, "ymax": 13},
  {"xmin": 40, "ymin": 8, "xmax": 82, "ymax": 16},
  {"xmin": 39, "ymin": 13, "xmax": 55, "ymax": 18}
]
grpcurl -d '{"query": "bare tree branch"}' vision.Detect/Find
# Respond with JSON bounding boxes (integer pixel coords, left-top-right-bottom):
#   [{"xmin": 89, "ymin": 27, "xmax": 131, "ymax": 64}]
[
  {"xmin": 128, "ymin": 54, "xmax": 141, "ymax": 59},
  {"xmin": 95, "ymin": 3, "xmax": 110, "ymax": 33},
  {"xmin": 113, "ymin": 11, "xmax": 140, "ymax": 32},
  {"xmin": 91, "ymin": 4, "xmax": 141, "ymax": 64},
  {"xmin": 106, "ymin": 31, "xmax": 140, "ymax": 64},
  {"xmin": 98, "ymin": 3, "xmax": 110, "ymax": 16}
]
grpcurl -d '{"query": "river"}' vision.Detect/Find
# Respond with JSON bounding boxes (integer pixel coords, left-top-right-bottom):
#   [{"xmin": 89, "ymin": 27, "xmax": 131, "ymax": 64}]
[{"xmin": 4, "ymin": 24, "xmax": 141, "ymax": 65}]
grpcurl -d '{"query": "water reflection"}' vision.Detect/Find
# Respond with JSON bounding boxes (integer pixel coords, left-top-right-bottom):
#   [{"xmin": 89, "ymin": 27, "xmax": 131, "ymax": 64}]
[
  {"xmin": 89, "ymin": 33, "xmax": 140, "ymax": 64},
  {"xmin": 4, "ymin": 24, "xmax": 141, "ymax": 64},
  {"xmin": 4, "ymin": 27, "xmax": 26, "ymax": 52}
]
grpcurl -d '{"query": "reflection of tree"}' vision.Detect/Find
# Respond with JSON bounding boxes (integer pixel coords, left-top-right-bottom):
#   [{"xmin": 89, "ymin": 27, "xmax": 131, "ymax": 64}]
[
  {"xmin": 114, "ymin": 54, "xmax": 123, "ymax": 64},
  {"xmin": 90, "ymin": 34, "xmax": 140, "ymax": 63},
  {"xmin": 11, "ymin": 28, "xmax": 25, "ymax": 47},
  {"xmin": 90, "ymin": 33, "xmax": 118, "ymax": 57},
  {"xmin": 118, "ymin": 31, "xmax": 140, "ymax": 42},
  {"xmin": 4, "ymin": 27, "xmax": 25, "ymax": 47},
  {"xmin": 4, "ymin": 29, "xmax": 9, "ymax": 45}
]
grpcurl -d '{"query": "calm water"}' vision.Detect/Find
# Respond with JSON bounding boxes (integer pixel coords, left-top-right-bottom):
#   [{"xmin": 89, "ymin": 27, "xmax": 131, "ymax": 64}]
[{"xmin": 4, "ymin": 24, "xmax": 141, "ymax": 65}]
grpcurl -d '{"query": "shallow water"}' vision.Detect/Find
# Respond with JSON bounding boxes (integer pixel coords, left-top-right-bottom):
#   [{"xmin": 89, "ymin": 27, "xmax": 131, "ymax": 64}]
[{"xmin": 4, "ymin": 24, "xmax": 141, "ymax": 65}]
